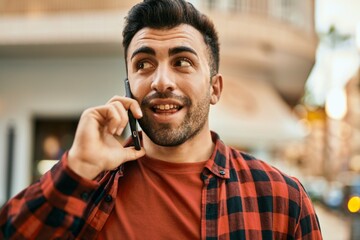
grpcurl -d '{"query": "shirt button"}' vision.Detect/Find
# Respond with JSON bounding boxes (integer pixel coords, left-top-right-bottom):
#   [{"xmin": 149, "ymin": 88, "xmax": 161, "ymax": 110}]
[
  {"xmin": 219, "ymin": 170, "xmax": 226, "ymax": 175},
  {"xmin": 81, "ymin": 192, "xmax": 89, "ymax": 201},
  {"xmin": 105, "ymin": 194, "xmax": 113, "ymax": 202}
]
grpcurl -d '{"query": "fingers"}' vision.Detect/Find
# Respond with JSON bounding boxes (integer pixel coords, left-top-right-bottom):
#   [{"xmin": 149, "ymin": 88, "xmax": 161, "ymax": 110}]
[
  {"xmin": 107, "ymin": 102, "xmax": 128, "ymax": 136},
  {"xmin": 92, "ymin": 104, "xmax": 125, "ymax": 136},
  {"xmin": 90, "ymin": 95, "xmax": 141, "ymax": 136},
  {"xmin": 107, "ymin": 95, "xmax": 143, "ymax": 119}
]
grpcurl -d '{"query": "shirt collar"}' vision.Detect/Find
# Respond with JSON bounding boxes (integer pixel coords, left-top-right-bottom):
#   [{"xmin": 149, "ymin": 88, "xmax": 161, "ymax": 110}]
[
  {"xmin": 202, "ymin": 131, "xmax": 230, "ymax": 179},
  {"xmin": 123, "ymin": 131, "xmax": 230, "ymax": 179}
]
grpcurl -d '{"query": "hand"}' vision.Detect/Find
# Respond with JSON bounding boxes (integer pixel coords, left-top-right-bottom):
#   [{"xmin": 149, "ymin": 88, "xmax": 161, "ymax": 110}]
[{"xmin": 68, "ymin": 96, "xmax": 146, "ymax": 180}]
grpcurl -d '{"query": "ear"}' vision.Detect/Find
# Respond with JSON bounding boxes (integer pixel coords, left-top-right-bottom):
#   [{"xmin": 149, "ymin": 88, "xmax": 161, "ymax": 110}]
[{"xmin": 210, "ymin": 73, "xmax": 223, "ymax": 105}]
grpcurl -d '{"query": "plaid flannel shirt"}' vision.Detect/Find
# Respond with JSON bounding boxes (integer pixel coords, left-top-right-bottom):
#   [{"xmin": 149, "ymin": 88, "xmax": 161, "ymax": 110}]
[{"xmin": 0, "ymin": 132, "xmax": 322, "ymax": 239}]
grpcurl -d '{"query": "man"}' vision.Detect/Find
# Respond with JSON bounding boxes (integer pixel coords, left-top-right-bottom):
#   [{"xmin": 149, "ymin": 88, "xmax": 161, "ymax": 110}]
[{"xmin": 0, "ymin": 0, "xmax": 322, "ymax": 239}]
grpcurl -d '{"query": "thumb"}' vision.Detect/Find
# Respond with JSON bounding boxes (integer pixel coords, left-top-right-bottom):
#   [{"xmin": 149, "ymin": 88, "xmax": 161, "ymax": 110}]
[
  {"xmin": 122, "ymin": 146, "xmax": 146, "ymax": 163},
  {"xmin": 106, "ymin": 146, "xmax": 145, "ymax": 171}
]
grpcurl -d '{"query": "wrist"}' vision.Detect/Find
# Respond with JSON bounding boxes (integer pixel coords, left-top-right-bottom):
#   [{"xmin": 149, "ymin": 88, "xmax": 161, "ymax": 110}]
[{"xmin": 67, "ymin": 149, "xmax": 102, "ymax": 180}]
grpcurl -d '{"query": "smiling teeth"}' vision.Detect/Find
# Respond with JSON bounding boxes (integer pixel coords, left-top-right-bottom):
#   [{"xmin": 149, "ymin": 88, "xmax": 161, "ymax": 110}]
[{"xmin": 154, "ymin": 104, "xmax": 179, "ymax": 110}]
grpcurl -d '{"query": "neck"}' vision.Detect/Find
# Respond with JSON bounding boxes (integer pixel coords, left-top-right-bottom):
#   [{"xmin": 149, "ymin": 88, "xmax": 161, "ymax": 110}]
[{"xmin": 142, "ymin": 126, "xmax": 214, "ymax": 163}]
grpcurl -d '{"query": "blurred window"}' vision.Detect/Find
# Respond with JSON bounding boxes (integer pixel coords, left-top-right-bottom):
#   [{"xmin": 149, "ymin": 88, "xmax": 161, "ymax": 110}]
[{"xmin": 32, "ymin": 117, "xmax": 78, "ymax": 182}]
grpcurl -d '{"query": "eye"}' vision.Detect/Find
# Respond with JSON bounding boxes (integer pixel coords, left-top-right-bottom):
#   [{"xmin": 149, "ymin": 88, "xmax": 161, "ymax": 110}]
[
  {"xmin": 136, "ymin": 60, "xmax": 154, "ymax": 70},
  {"xmin": 174, "ymin": 58, "xmax": 192, "ymax": 67}
]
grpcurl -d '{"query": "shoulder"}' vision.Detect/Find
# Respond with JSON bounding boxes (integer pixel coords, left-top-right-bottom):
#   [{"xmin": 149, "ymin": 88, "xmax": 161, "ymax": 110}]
[
  {"xmin": 228, "ymin": 147, "xmax": 302, "ymax": 195},
  {"xmin": 224, "ymin": 147, "xmax": 321, "ymax": 236}
]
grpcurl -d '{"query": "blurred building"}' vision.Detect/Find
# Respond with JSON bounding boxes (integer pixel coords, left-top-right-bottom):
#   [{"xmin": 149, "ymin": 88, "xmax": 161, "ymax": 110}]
[{"xmin": 0, "ymin": 0, "xmax": 316, "ymax": 206}]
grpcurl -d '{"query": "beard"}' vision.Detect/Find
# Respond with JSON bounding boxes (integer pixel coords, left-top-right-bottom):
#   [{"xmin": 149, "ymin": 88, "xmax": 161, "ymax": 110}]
[{"xmin": 138, "ymin": 91, "xmax": 211, "ymax": 147}]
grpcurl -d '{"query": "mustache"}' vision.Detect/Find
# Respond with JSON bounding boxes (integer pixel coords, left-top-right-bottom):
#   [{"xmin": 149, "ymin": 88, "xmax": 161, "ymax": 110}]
[{"xmin": 141, "ymin": 92, "xmax": 191, "ymax": 107}]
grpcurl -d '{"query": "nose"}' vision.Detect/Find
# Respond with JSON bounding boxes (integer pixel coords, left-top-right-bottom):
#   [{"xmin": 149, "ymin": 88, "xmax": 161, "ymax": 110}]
[{"xmin": 150, "ymin": 65, "xmax": 176, "ymax": 93}]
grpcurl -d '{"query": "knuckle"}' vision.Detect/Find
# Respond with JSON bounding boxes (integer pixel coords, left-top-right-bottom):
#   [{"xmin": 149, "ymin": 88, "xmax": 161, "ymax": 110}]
[
  {"xmin": 81, "ymin": 108, "xmax": 94, "ymax": 117},
  {"xmin": 107, "ymin": 95, "xmax": 121, "ymax": 104}
]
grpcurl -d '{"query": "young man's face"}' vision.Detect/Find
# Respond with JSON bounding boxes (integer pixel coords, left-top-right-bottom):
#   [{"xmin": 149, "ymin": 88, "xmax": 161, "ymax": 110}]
[{"xmin": 127, "ymin": 24, "xmax": 220, "ymax": 146}]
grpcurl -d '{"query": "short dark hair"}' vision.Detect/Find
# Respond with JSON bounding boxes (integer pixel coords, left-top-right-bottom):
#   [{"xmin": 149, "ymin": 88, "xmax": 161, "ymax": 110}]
[{"xmin": 122, "ymin": 0, "xmax": 220, "ymax": 76}]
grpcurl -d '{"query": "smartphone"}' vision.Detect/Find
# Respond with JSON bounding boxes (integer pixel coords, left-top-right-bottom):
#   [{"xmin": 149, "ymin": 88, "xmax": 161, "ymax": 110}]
[{"xmin": 124, "ymin": 78, "xmax": 141, "ymax": 150}]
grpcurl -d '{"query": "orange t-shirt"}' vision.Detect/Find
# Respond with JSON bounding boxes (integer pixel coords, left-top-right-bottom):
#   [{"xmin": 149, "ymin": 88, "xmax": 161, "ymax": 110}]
[{"xmin": 98, "ymin": 156, "xmax": 205, "ymax": 239}]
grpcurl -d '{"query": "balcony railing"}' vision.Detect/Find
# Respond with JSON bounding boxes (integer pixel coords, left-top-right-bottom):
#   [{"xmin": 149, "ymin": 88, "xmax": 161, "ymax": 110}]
[
  {"xmin": 197, "ymin": 0, "xmax": 315, "ymax": 33},
  {"xmin": 0, "ymin": 0, "xmax": 137, "ymax": 15},
  {"xmin": 0, "ymin": 0, "xmax": 314, "ymax": 34}
]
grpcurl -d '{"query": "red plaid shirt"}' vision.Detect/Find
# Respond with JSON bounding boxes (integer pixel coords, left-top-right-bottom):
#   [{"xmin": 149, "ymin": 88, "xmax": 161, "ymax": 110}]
[{"xmin": 0, "ymin": 132, "xmax": 322, "ymax": 239}]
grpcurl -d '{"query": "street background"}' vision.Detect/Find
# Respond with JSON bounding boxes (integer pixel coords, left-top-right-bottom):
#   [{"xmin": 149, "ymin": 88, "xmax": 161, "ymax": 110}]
[{"xmin": 1, "ymin": 0, "xmax": 359, "ymax": 239}]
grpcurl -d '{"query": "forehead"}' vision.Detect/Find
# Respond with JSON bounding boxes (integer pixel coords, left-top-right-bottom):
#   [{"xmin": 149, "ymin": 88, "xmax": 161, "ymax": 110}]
[{"xmin": 127, "ymin": 24, "xmax": 207, "ymax": 58}]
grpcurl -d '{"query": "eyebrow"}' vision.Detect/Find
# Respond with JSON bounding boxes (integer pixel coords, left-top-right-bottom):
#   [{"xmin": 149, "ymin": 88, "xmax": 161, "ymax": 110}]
[
  {"xmin": 130, "ymin": 46, "xmax": 156, "ymax": 60},
  {"xmin": 168, "ymin": 46, "xmax": 198, "ymax": 57},
  {"xmin": 130, "ymin": 45, "xmax": 198, "ymax": 61}
]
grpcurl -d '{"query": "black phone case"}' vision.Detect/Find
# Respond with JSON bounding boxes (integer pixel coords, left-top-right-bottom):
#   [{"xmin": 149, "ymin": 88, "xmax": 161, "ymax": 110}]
[{"xmin": 125, "ymin": 79, "xmax": 141, "ymax": 150}]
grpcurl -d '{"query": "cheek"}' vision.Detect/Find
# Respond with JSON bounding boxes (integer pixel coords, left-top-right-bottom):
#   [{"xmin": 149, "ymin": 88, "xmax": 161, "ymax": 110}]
[
  {"xmin": 129, "ymin": 80, "xmax": 148, "ymax": 101},
  {"xmin": 183, "ymin": 80, "xmax": 209, "ymax": 97}
]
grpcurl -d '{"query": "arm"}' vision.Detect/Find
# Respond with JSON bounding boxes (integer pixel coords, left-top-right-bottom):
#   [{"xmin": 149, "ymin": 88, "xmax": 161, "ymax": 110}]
[
  {"xmin": 0, "ymin": 96, "xmax": 146, "ymax": 239},
  {"xmin": 0, "ymin": 155, "xmax": 99, "ymax": 239},
  {"xmin": 0, "ymin": 153, "xmax": 99, "ymax": 239}
]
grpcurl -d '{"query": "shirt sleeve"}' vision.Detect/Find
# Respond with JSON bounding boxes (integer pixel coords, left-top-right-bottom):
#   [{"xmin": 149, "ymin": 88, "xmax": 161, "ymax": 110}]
[
  {"xmin": 0, "ymin": 152, "xmax": 100, "ymax": 239},
  {"xmin": 294, "ymin": 178, "xmax": 323, "ymax": 239}
]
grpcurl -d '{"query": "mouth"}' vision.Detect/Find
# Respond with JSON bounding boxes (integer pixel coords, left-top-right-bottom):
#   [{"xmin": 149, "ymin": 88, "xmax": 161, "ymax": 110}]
[
  {"xmin": 152, "ymin": 104, "xmax": 182, "ymax": 114},
  {"xmin": 146, "ymin": 99, "xmax": 186, "ymax": 124},
  {"xmin": 142, "ymin": 94, "xmax": 190, "ymax": 124}
]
